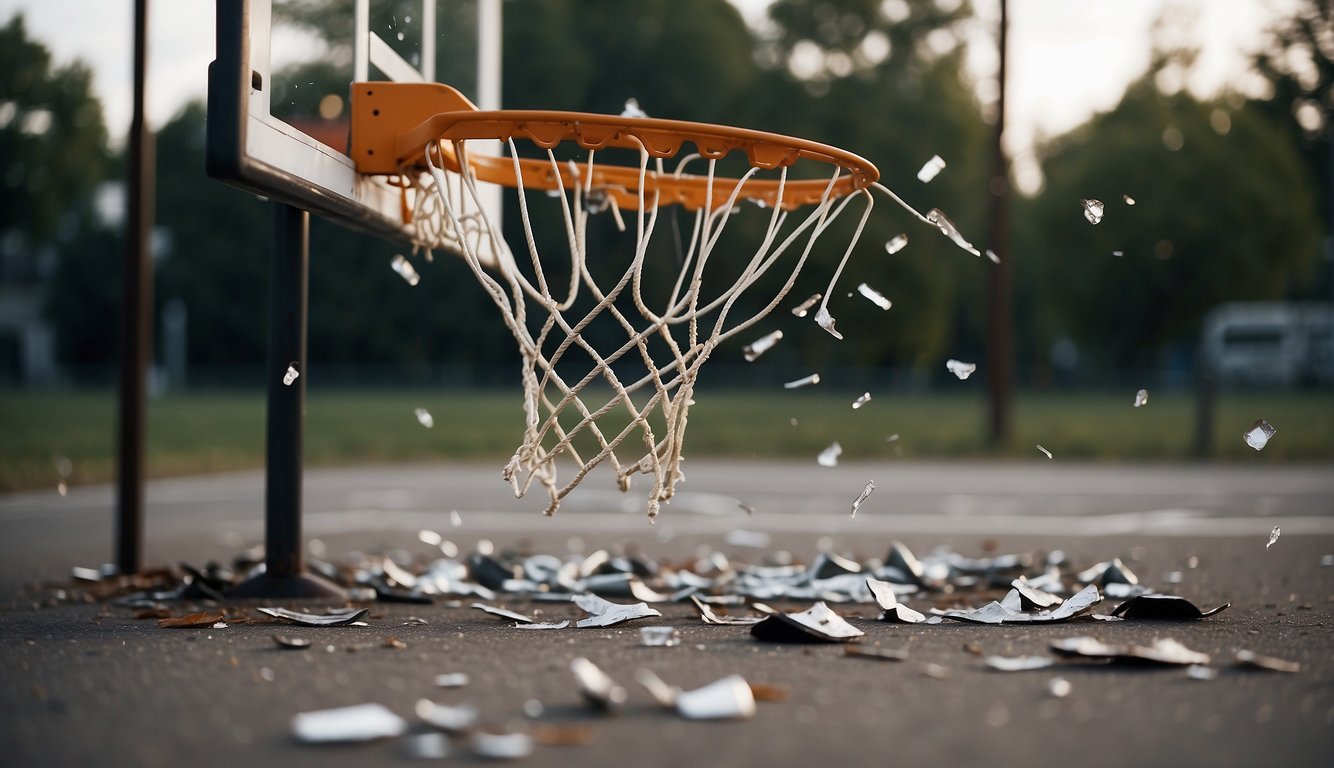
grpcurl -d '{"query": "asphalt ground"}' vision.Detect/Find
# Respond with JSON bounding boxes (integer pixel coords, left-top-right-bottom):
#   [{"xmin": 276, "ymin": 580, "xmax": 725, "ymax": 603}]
[{"xmin": 1, "ymin": 461, "xmax": 1332, "ymax": 767}]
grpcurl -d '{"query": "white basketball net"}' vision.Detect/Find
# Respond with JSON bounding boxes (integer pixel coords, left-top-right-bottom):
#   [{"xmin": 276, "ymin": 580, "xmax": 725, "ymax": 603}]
[{"xmin": 416, "ymin": 136, "xmax": 877, "ymax": 520}]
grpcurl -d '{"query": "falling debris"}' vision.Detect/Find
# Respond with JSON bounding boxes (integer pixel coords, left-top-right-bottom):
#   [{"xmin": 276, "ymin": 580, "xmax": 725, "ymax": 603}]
[
  {"xmin": 814, "ymin": 306, "xmax": 843, "ymax": 340},
  {"xmin": 1081, "ymin": 198, "xmax": 1104, "ymax": 224},
  {"xmin": 1112, "ymin": 250, "xmax": 1125, "ymax": 257},
  {"xmin": 391, "ymin": 254, "xmax": 421, "ymax": 286},
  {"xmin": 1134, "ymin": 388, "xmax": 1149, "ymax": 408},
  {"xmin": 946, "ymin": 359, "xmax": 976, "ymax": 380},
  {"xmin": 1123, "ymin": 194, "xmax": 1136, "ymax": 205},
  {"xmin": 985, "ymin": 249, "xmax": 1000, "ymax": 264},
  {"xmin": 257, "ymin": 607, "xmax": 369, "ymax": 627},
  {"xmin": 844, "ymin": 645, "xmax": 909, "ymax": 662},
  {"xmin": 885, "ymin": 433, "xmax": 900, "ymax": 443},
  {"xmin": 856, "ymin": 283, "xmax": 892, "ymax": 310},
  {"xmin": 1234, "ymin": 649, "xmax": 1301, "ymax": 673},
  {"xmin": 292, "ymin": 703, "xmax": 407, "ymax": 744},
  {"xmin": 1110, "ymin": 594, "xmax": 1229, "ymax": 620},
  {"xmin": 571, "ymin": 657, "xmax": 627, "ymax": 712},
  {"xmin": 640, "ymin": 626, "xmax": 681, "ymax": 647},
  {"xmin": 791, "ymin": 293, "xmax": 822, "ymax": 317},
  {"xmin": 1048, "ymin": 678, "xmax": 1072, "ymax": 698},
  {"xmin": 572, "ymin": 593, "xmax": 662, "ymax": 628},
  {"xmin": 1036, "ymin": 444, "xmax": 1053, "ymax": 460},
  {"xmin": 1244, "ymin": 419, "xmax": 1277, "ymax": 451},
  {"xmin": 743, "ymin": 330, "xmax": 784, "ymax": 362},
  {"xmin": 926, "ymin": 208, "xmax": 981, "ymax": 257},
  {"xmin": 282, "ymin": 364, "xmax": 299, "ymax": 386},
  {"xmin": 852, "ymin": 392, "xmax": 872, "ymax": 410},
  {"xmin": 1266, "ymin": 525, "xmax": 1280, "ymax": 550},
  {"xmin": 414, "ymin": 407, "xmax": 434, "ymax": 428},
  {"xmin": 750, "ymin": 601, "xmax": 864, "ymax": 644},
  {"xmin": 784, "ymin": 373, "xmax": 821, "ymax": 389},
  {"xmin": 985, "ymin": 655, "xmax": 1054, "ymax": 672},
  {"xmin": 620, "ymin": 98, "xmax": 648, "ymax": 118},
  {"xmin": 675, "ymin": 675, "xmax": 757, "ymax": 720},
  {"xmin": 917, "ymin": 154, "xmax": 947, "ymax": 182},
  {"xmin": 434, "ymin": 673, "xmax": 470, "ymax": 688},
  {"xmin": 817, "ymin": 442, "xmax": 842, "ymax": 467},
  {"xmin": 849, "ymin": 481, "xmax": 876, "ymax": 518},
  {"xmin": 885, "ymin": 234, "xmax": 908, "ymax": 254}
]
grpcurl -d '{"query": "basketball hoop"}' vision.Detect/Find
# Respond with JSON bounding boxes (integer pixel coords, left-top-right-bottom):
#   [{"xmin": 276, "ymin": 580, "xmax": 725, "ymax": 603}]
[{"xmin": 353, "ymin": 83, "xmax": 893, "ymax": 520}]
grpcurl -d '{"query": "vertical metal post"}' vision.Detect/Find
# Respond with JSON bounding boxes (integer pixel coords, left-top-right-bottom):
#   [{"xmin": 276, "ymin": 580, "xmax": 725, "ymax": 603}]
[
  {"xmin": 985, "ymin": 0, "xmax": 1012, "ymax": 446},
  {"xmin": 116, "ymin": 0, "xmax": 153, "ymax": 575},
  {"xmin": 228, "ymin": 204, "xmax": 341, "ymax": 599}
]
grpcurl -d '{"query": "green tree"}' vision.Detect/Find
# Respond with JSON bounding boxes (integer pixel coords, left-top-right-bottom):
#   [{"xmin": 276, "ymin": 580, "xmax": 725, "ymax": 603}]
[{"xmin": 1021, "ymin": 75, "xmax": 1320, "ymax": 372}]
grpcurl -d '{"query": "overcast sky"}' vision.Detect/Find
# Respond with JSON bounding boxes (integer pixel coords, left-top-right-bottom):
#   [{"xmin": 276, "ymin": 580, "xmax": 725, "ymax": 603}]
[{"xmin": 1, "ymin": 0, "xmax": 1292, "ymax": 186}]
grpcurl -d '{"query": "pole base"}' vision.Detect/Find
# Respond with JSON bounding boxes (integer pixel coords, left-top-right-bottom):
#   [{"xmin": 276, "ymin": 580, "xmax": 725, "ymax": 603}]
[{"xmin": 225, "ymin": 570, "xmax": 346, "ymax": 600}]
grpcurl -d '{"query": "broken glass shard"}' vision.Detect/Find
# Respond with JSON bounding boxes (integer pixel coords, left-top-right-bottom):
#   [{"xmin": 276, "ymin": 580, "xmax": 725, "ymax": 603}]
[
  {"xmin": 1186, "ymin": 664, "xmax": 1218, "ymax": 681},
  {"xmin": 471, "ymin": 602, "xmax": 533, "ymax": 623},
  {"xmin": 571, "ymin": 657, "xmax": 627, "ymax": 711},
  {"xmin": 939, "ymin": 600, "xmax": 1026, "ymax": 625},
  {"xmin": 1267, "ymin": 525, "xmax": 1280, "ymax": 549},
  {"xmin": 1010, "ymin": 578, "xmax": 1062, "ymax": 610},
  {"xmin": 1036, "ymin": 444, "xmax": 1053, "ymax": 459},
  {"xmin": 1110, "ymin": 594, "xmax": 1229, "ymax": 620},
  {"xmin": 814, "ymin": 306, "xmax": 843, "ymax": 339},
  {"xmin": 675, "ymin": 675, "xmax": 757, "ymax": 720},
  {"xmin": 1081, "ymin": 198, "xmax": 1104, "ymax": 224},
  {"xmin": 1123, "ymin": 194, "xmax": 1136, "ymax": 205},
  {"xmin": 402, "ymin": 732, "xmax": 449, "ymax": 760},
  {"xmin": 856, "ymin": 283, "xmax": 892, "ymax": 310},
  {"xmin": 885, "ymin": 234, "xmax": 908, "ymax": 254},
  {"xmin": 282, "ymin": 364, "xmax": 299, "ymax": 386},
  {"xmin": 1048, "ymin": 678, "xmax": 1072, "ymax": 698},
  {"xmin": 434, "ymin": 673, "xmax": 469, "ymax": 688},
  {"xmin": 414, "ymin": 407, "xmax": 434, "ymax": 428},
  {"xmin": 690, "ymin": 594, "xmax": 764, "ymax": 625},
  {"xmin": 985, "ymin": 655, "xmax": 1054, "ymax": 672},
  {"xmin": 640, "ymin": 626, "xmax": 681, "ymax": 647},
  {"xmin": 791, "ymin": 293, "xmax": 821, "ymax": 317},
  {"xmin": 391, "ymin": 254, "xmax": 421, "ymax": 286},
  {"xmin": 1234, "ymin": 649, "xmax": 1300, "ymax": 673},
  {"xmin": 816, "ymin": 442, "xmax": 842, "ymax": 467},
  {"xmin": 450, "ymin": 510, "xmax": 463, "ymax": 527},
  {"xmin": 866, "ymin": 579, "xmax": 925, "ymax": 623},
  {"xmin": 743, "ymin": 330, "xmax": 783, "ymax": 362},
  {"xmin": 946, "ymin": 359, "xmax": 976, "ymax": 380},
  {"xmin": 750, "ymin": 601, "xmax": 864, "ymax": 643},
  {"xmin": 1042, "ymin": 584, "xmax": 1102, "ymax": 621},
  {"xmin": 257, "ymin": 607, "xmax": 368, "ymax": 627},
  {"xmin": 621, "ymin": 98, "xmax": 648, "ymax": 118},
  {"xmin": 844, "ymin": 645, "xmax": 908, "ymax": 662},
  {"xmin": 471, "ymin": 731, "xmax": 533, "ymax": 760},
  {"xmin": 292, "ymin": 703, "xmax": 407, "ymax": 743},
  {"xmin": 1134, "ymin": 388, "xmax": 1149, "ymax": 408},
  {"xmin": 635, "ymin": 668, "xmax": 680, "ymax": 707},
  {"xmin": 917, "ymin": 154, "xmax": 946, "ymax": 183},
  {"xmin": 849, "ymin": 481, "xmax": 876, "ymax": 518},
  {"xmin": 925, "ymin": 208, "xmax": 981, "ymax": 256},
  {"xmin": 784, "ymin": 373, "xmax": 821, "ymax": 389},
  {"xmin": 573, "ymin": 593, "xmax": 661, "ymax": 628},
  {"xmin": 415, "ymin": 699, "xmax": 479, "ymax": 733},
  {"xmin": 1244, "ymin": 419, "xmax": 1275, "ymax": 450}
]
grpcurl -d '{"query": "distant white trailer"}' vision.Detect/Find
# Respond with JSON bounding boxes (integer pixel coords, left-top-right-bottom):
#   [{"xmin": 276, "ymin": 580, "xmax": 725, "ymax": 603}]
[{"xmin": 1202, "ymin": 302, "xmax": 1334, "ymax": 388}]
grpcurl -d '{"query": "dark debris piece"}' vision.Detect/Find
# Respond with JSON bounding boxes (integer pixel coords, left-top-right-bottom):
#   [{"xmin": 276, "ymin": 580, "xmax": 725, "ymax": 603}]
[
  {"xmin": 844, "ymin": 645, "xmax": 908, "ymax": 662},
  {"xmin": 1110, "ymin": 594, "xmax": 1229, "ymax": 620},
  {"xmin": 750, "ymin": 602, "xmax": 864, "ymax": 644}
]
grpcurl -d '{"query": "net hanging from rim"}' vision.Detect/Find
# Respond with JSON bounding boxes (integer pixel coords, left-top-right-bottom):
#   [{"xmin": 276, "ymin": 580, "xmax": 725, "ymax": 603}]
[{"xmin": 396, "ymin": 108, "xmax": 939, "ymax": 520}]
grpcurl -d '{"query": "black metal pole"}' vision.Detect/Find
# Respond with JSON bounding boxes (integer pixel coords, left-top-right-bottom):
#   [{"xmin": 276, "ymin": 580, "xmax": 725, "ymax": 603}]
[
  {"xmin": 116, "ymin": 0, "xmax": 153, "ymax": 574},
  {"xmin": 228, "ymin": 203, "xmax": 341, "ymax": 598},
  {"xmin": 985, "ymin": 0, "xmax": 1013, "ymax": 446}
]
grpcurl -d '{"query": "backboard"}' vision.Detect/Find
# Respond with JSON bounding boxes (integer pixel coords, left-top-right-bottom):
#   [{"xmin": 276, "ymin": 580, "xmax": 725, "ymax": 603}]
[{"xmin": 207, "ymin": 0, "xmax": 501, "ymax": 264}]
